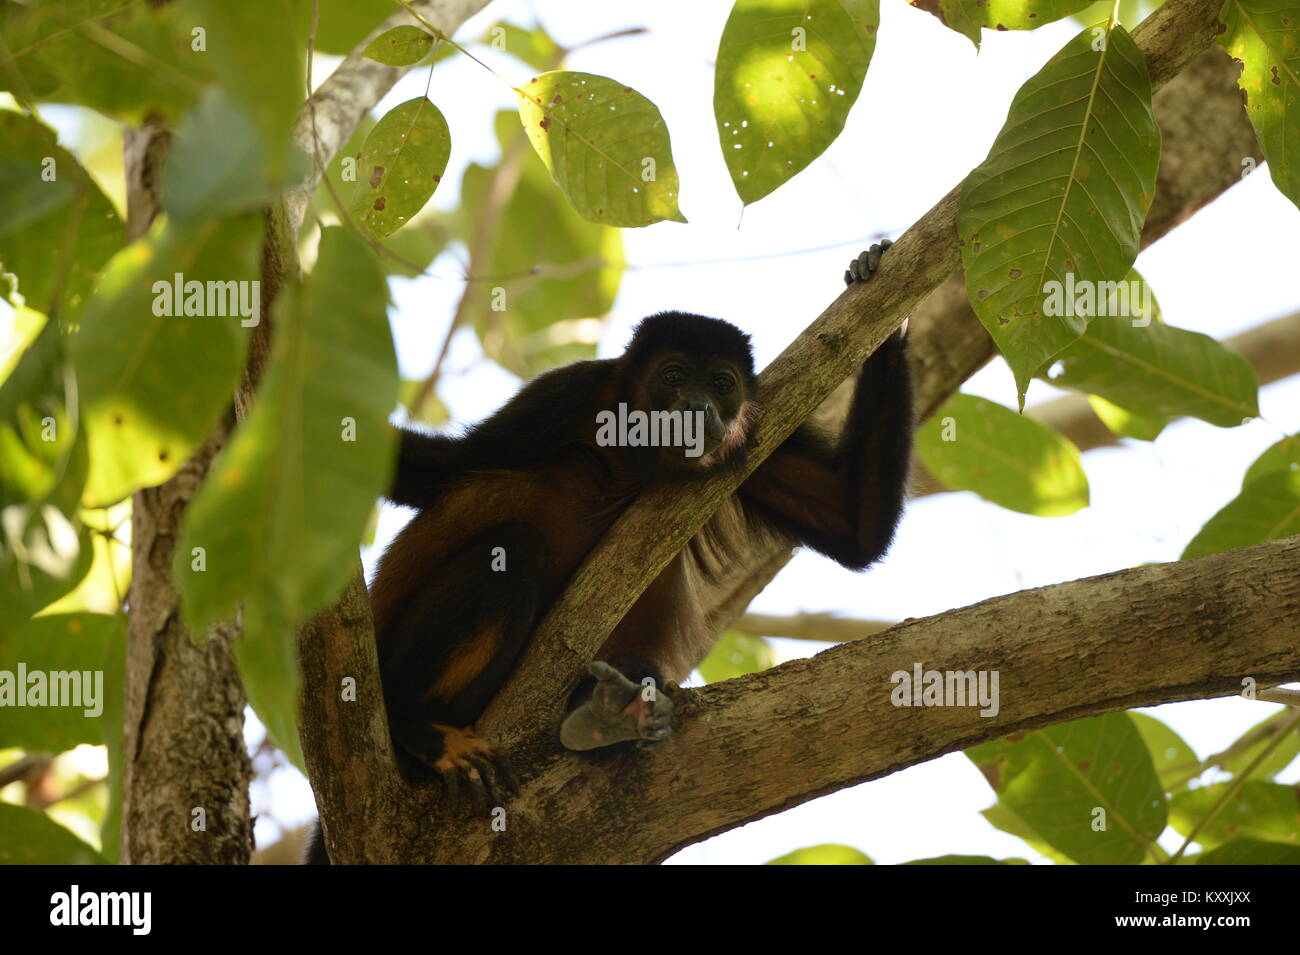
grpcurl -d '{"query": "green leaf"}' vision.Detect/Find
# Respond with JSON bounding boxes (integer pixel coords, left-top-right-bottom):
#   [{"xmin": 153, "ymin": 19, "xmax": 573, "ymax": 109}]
[
  {"xmin": 454, "ymin": 112, "xmax": 624, "ymax": 377},
  {"xmin": 1088, "ymin": 394, "xmax": 1169, "ymax": 441},
  {"xmin": 1170, "ymin": 781, "xmax": 1300, "ymax": 849},
  {"xmin": 0, "ymin": 112, "xmax": 124, "ymax": 315},
  {"xmin": 935, "ymin": 0, "xmax": 1099, "ymax": 48},
  {"xmin": 917, "ymin": 393, "xmax": 1089, "ymax": 515},
  {"xmin": 1218, "ymin": 0, "xmax": 1300, "ymax": 210},
  {"xmin": 713, "ymin": 0, "xmax": 879, "ymax": 204},
  {"xmin": 980, "ymin": 802, "xmax": 1076, "ymax": 864},
  {"xmin": 164, "ymin": 87, "xmax": 305, "ymax": 222},
  {"xmin": 477, "ymin": 21, "xmax": 562, "ymax": 72},
  {"xmin": 0, "ymin": 803, "xmax": 105, "ymax": 864},
  {"xmin": 1198, "ymin": 837, "xmax": 1300, "ymax": 864},
  {"xmin": 0, "ymin": 0, "xmax": 208, "ymax": 121},
  {"xmin": 1044, "ymin": 316, "xmax": 1258, "ymax": 428},
  {"xmin": 1130, "ymin": 711, "xmax": 1197, "ymax": 784},
  {"xmin": 0, "ymin": 317, "xmax": 94, "ymax": 627},
  {"xmin": 193, "ymin": 0, "xmax": 304, "ymax": 177},
  {"xmin": 348, "ymin": 97, "xmax": 451, "ymax": 239},
  {"xmin": 1181, "ymin": 468, "xmax": 1300, "ymax": 559},
  {"xmin": 697, "ymin": 631, "xmax": 776, "ymax": 683},
  {"xmin": 177, "ymin": 227, "xmax": 396, "ymax": 767},
  {"xmin": 1073, "ymin": 1, "xmax": 1168, "ymax": 31},
  {"xmin": 0, "ymin": 613, "xmax": 124, "ymax": 753},
  {"xmin": 903, "ymin": 854, "xmax": 1028, "ymax": 864},
  {"xmin": 766, "ymin": 843, "xmax": 873, "ymax": 864},
  {"xmin": 967, "ymin": 713, "xmax": 1167, "ymax": 865},
  {"xmin": 362, "ymin": 25, "xmax": 433, "ymax": 65},
  {"xmin": 1218, "ymin": 710, "xmax": 1300, "ymax": 781},
  {"xmin": 1242, "ymin": 433, "xmax": 1300, "ymax": 488},
  {"xmin": 310, "ymin": 0, "xmax": 393, "ymax": 55},
  {"xmin": 71, "ymin": 215, "xmax": 261, "ymax": 507},
  {"xmin": 518, "ymin": 71, "xmax": 684, "ymax": 227},
  {"xmin": 957, "ymin": 22, "xmax": 1160, "ymax": 402}
]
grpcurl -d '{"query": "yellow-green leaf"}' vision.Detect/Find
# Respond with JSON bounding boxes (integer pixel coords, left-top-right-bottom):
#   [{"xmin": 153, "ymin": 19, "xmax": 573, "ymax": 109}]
[
  {"xmin": 348, "ymin": 97, "xmax": 451, "ymax": 239},
  {"xmin": 713, "ymin": 0, "xmax": 879, "ymax": 204},
  {"xmin": 1218, "ymin": 0, "xmax": 1300, "ymax": 210},
  {"xmin": 518, "ymin": 71, "xmax": 684, "ymax": 227},
  {"xmin": 917, "ymin": 393, "xmax": 1089, "ymax": 516}
]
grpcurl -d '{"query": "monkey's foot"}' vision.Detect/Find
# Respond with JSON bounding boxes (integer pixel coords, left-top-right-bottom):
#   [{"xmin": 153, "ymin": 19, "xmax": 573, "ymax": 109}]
[
  {"xmin": 424, "ymin": 723, "xmax": 520, "ymax": 816},
  {"xmin": 560, "ymin": 661, "xmax": 675, "ymax": 751}
]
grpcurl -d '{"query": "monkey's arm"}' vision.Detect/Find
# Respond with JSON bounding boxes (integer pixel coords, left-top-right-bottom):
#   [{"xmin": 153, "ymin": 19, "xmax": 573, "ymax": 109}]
[
  {"xmin": 739, "ymin": 244, "xmax": 913, "ymax": 570},
  {"xmin": 387, "ymin": 359, "xmax": 618, "ymax": 509}
]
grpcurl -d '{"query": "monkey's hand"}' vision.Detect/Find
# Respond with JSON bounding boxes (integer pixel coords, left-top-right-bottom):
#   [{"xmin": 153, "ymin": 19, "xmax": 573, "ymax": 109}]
[
  {"xmin": 560, "ymin": 661, "xmax": 675, "ymax": 751},
  {"xmin": 845, "ymin": 240, "xmax": 907, "ymax": 339}
]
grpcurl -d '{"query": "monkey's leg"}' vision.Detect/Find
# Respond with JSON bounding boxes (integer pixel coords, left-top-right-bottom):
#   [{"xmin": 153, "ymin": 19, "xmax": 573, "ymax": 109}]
[
  {"xmin": 560, "ymin": 657, "xmax": 675, "ymax": 751},
  {"xmin": 380, "ymin": 523, "xmax": 541, "ymax": 812}
]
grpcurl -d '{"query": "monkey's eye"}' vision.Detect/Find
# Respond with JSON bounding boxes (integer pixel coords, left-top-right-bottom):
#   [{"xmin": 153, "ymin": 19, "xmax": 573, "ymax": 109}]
[
  {"xmin": 711, "ymin": 374, "xmax": 736, "ymax": 394},
  {"xmin": 660, "ymin": 364, "xmax": 687, "ymax": 386}
]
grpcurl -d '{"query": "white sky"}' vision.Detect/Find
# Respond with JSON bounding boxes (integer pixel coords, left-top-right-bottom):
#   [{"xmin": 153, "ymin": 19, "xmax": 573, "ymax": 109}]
[{"xmin": 16, "ymin": 0, "xmax": 1300, "ymax": 864}]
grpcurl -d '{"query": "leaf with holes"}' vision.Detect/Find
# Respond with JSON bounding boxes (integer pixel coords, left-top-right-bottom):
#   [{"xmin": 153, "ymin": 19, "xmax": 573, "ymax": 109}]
[
  {"xmin": 958, "ymin": 22, "xmax": 1160, "ymax": 403},
  {"xmin": 71, "ymin": 216, "xmax": 261, "ymax": 507},
  {"xmin": 1182, "ymin": 468, "xmax": 1300, "ymax": 558},
  {"xmin": 518, "ymin": 71, "xmax": 684, "ymax": 227},
  {"xmin": 917, "ymin": 394, "xmax": 1089, "ymax": 516},
  {"xmin": 927, "ymin": 0, "xmax": 1098, "ymax": 47},
  {"xmin": 348, "ymin": 97, "xmax": 451, "ymax": 239},
  {"xmin": 1219, "ymin": 1, "xmax": 1300, "ymax": 210},
  {"xmin": 362, "ymin": 25, "xmax": 434, "ymax": 66},
  {"xmin": 713, "ymin": 0, "xmax": 879, "ymax": 204}
]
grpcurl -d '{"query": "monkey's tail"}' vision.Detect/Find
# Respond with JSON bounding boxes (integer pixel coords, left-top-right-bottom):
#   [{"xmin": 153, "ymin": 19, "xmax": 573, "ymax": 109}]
[{"xmin": 303, "ymin": 820, "xmax": 330, "ymax": 865}]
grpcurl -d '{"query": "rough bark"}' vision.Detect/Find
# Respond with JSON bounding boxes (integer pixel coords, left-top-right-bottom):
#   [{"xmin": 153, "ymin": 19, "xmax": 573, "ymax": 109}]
[
  {"xmin": 426, "ymin": 534, "xmax": 1300, "ymax": 863},
  {"xmin": 120, "ymin": 121, "xmax": 252, "ymax": 865}
]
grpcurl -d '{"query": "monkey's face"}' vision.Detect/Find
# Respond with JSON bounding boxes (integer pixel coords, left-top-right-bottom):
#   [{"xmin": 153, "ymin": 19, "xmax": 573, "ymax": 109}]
[{"xmin": 632, "ymin": 352, "xmax": 753, "ymax": 473}]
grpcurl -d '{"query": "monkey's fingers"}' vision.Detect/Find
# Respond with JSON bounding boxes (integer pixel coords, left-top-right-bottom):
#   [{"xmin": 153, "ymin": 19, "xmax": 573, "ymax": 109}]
[
  {"xmin": 460, "ymin": 764, "xmax": 490, "ymax": 816},
  {"xmin": 494, "ymin": 750, "xmax": 522, "ymax": 794},
  {"xmin": 439, "ymin": 766, "xmax": 461, "ymax": 815},
  {"xmin": 466, "ymin": 754, "xmax": 509, "ymax": 807}
]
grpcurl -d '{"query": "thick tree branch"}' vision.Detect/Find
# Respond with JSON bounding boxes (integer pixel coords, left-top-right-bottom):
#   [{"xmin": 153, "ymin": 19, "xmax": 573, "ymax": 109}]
[
  {"xmin": 735, "ymin": 612, "xmax": 890, "ymax": 643},
  {"xmin": 424, "ymin": 534, "xmax": 1300, "ymax": 863},
  {"xmin": 479, "ymin": 0, "xmax": 1231, "ymax": 746}
]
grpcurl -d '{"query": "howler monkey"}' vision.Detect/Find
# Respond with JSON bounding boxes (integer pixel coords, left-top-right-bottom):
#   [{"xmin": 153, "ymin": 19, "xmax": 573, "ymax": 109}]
[{"xmin": 306, "ymin": 244, "xmax": 910, "ymax": 863}]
